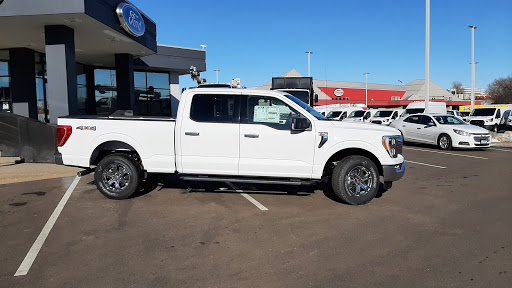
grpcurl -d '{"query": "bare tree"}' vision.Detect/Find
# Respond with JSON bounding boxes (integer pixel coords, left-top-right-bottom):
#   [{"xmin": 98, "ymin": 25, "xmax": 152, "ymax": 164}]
[
  {"xmin": 487, "ymin": 76, "xmax": 512, "ymax": 104},
  {"xmin": 451, "ymin": 81, "xmax": 464, "ymax": 94}
]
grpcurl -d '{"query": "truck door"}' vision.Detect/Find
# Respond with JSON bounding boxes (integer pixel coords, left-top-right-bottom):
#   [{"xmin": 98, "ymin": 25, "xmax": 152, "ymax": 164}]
[
  {"xmin": 179, "ymin": 93, "xmax": 240, "ymax": 175},
  {"xmin": 239, "ymin": 95, "xmax": 316, "ymax": 178}
]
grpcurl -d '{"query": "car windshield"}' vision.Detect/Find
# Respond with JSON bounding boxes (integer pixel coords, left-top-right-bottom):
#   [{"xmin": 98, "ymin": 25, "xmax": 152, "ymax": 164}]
[
  {"xmin": 285, "ymin": 94, "xmax": 327, "ymax": 120},
  {"xmin": 434, "ymin": 115, "xmax": 466, "ymax": 125},
  {"xmin": 348, "ymin": 110, "xmax": 365, "ymax": 117},
  {"xmin": 326, "ymin": 111, "xmax": 342, "ymax": 118},
  {"xmin": 374, "ymin": 111, "xmax": 393, "ymax": 117},
  {"xmin": 471, "ymin": 108, "xmax": 496, "ymax": 116},
  {"xmin": 403, "ymin": 108, "xmax": 425, "ymax": 116}
]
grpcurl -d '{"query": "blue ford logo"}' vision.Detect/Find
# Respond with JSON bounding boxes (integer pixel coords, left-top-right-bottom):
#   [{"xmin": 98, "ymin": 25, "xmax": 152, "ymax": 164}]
[{"xmin": 116, "ymin": 3, "xmax": 145, "ymax": 37}]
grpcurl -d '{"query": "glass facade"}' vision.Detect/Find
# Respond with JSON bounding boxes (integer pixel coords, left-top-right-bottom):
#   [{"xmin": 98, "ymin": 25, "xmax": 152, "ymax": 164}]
[
  {"xmin": 94, "ymin": 69, "xmax": 117, "ymax": 115},
  {"xmin": 35, "ymin": 53, "xmax": 49, "ymax": 122},
  {"xmin": 76, "ymin": 64, "xmax": 87, "ymax": 115},
  {"xmin": 0, "ymin": 50, "xmax": 10, "ymax": 113},
  {"xmin": 134, "ymin": 71, "xmax": 171, "ymax": 116}
]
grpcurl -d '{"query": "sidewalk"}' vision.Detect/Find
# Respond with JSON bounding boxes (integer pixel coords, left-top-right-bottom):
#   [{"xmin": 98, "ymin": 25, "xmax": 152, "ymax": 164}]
[{"xmin": 0, "ymin": 157, "xmax": 82, "ymax": 185}]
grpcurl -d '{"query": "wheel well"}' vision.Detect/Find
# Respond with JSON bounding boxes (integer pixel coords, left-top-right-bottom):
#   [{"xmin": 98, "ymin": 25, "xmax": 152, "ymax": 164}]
[
  {"xmin": 323, "ymin": 148, "xmax": 383, "ymax": 177},
  {"xmin": 90, "ymin": 141, "xmax": 141, "ymax": 166},
  {"xmin": 437, "ymin": 133, "xmax": 450, "ymax": 143}
]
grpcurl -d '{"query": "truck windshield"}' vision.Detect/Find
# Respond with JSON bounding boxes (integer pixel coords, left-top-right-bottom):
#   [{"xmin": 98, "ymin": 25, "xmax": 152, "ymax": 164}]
[
  {"xmin": 348, "ymin": 111, "xmax": 365, "ymax": 117},
  {"xmin": 470, "ymin": 108, "xmax": 496, "ymax": 116},
  {"xmin": 403, "ymin": 108, "xmax": 425, "ymax": 117},
  {"xmin": 285, "ymin": 95, "xmax": 327, "ymax": 120},
  {"xmin": 284, "ymin": 90, "xmax": 310, "ymax": 105},
  {"xmin": 433, "ymin": 115, "xmax": 466, "ymax": 125},
  {"xmin": 374, "ymin": 111, "xmax": 393, "ymax": 117},
  {"xmin": 326, "ymin": 111, "xmax": 342, "ymax": 118}
]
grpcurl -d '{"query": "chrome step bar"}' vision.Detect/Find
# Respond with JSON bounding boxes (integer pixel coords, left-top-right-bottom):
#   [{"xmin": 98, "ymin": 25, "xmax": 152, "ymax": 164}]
[{"xmin": 180, "ymin": 176, "xmax": 316, "ymax": 186}]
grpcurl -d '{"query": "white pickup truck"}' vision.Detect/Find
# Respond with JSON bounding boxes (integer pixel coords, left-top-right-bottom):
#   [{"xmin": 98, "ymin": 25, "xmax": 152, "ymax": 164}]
[{"xmin": 56, "ymin": 89, "xmax": 405, "ymax": 205}]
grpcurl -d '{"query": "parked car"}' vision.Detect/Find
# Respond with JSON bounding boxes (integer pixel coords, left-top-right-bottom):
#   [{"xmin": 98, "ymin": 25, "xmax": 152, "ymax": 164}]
[
  {"xmin": 342, "ymin": 109, "xmax": 375, "ymax": 122},
  {"xmin": 325, "ymin": 107, "xmax": 366, "ymax": 121},
  {"xmin": 468, "ymin": 107, "xmax": 508, "ymax": 132},
  {"xmin": 370, "ymin": 109, "xmax": 403, "ymax": 125},
  {"xmin": 497, "ymin": 109, "xmax": 512, "ymax": 132},
  {"xmin": 390, "ymin": 113, "xmax": 491, "ymax": 150}
]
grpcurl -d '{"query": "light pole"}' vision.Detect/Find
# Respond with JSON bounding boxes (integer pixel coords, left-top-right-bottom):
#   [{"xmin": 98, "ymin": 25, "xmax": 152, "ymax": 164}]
[
  {"xmin": 468, "ymin": 25, "xmax": 477, "ymax": 111},
  {"xmin": 363, "ymin": 73, "xmax": 370, "ymax": 106},
  {"xmin": 305, "ymin": 51, "xmax": 313, "ymax": 77},
  {"xmin": 425, "ymin": 0, "xmax": 430, "ymax": 113},
  {"xmin": 214, "ymin": 69, "xmax": 220, "ymax": 83}
]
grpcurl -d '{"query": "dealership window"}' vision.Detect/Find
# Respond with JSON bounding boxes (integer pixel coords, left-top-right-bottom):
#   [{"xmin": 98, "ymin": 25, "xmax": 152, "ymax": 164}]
[
  {"xmin": 76, "ymin": 64, "xmax": 87, "ymax": 115},
  {"xmin": 94, "ymin": 69, "xmax": 117, "ymax": 115},
  {"xmin": 34, "ymin": 53, "xmax": 49, "ymax": 122},
  {"xmin": 134, "ymin": 71, "xmax": 171, "ymax": 116},
  {"xmin": 0, "ymin": 50, "xmax": 11, "ymax": 113}
]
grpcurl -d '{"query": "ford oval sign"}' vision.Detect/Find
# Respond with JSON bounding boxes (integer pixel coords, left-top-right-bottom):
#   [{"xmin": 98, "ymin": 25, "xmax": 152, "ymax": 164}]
[
  {"xmin": 116, "ymin": 3, "xmax": 145, "ymax": 37},
  {"xmin": 334, "ymin": 88, "xmax": 344, "ymax": 97}
]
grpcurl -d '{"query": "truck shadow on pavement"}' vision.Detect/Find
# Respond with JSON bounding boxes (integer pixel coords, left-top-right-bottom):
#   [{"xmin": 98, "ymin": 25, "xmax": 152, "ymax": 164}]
[{"xmin": 132, "ymin": 174, "xmax": 389, "ymax": 204}]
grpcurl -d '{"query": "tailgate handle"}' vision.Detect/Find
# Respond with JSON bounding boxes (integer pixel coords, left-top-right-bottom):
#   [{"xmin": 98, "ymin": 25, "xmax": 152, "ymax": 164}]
[
  {"xmin": 185, "ymin": 132, "xmax": 200, "ymax": 136},
  {"xmin": 244, "ymin": 134, "xmax": 259, "ymax": 138}
]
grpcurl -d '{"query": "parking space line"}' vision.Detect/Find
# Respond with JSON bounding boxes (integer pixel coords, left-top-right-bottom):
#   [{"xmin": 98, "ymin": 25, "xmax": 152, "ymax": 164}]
[
  {"xmin": 14, "ymin": 175, "xmax": 81, "ymax": 277},
  {"xmin": 404, "ymin": 147, "xmax": 488, "ymax": 160},
  {"xmin": 224, "ymin": 182, "xmax": 268, "ymax": 211},
  {"xmin": 407, "ymin": 160, "xmax": 446, "ymax": 169},
  {"xmin": 489, "ymin": 147, "xmax": 512, "ymax": 152}
]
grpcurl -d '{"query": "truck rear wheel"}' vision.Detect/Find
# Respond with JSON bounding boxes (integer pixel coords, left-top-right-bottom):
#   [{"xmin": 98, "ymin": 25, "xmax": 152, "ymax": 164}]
[
  {"xmin": 331, "ymin": 155, "xmax": 379, "ymax": 205},
  {"xmin": 94, "ymin": 154, "xmax": 143, "ymax": 200}
]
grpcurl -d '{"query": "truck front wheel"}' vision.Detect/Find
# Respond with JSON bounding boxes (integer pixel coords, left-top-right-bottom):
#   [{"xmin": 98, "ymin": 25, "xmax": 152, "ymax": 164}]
[
  {"xmin": 331, "ymin": 155, "xmax": 379, "ymax": 205},
  {"xmin": 94, "ymin": 154, "xmax": 143, "ymax": 200}
]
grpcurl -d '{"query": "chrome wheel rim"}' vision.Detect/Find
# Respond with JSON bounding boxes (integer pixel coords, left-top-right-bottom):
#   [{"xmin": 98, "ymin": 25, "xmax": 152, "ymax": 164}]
[
  {"xmin": 102, "ymin": 163, "xmax": 131, "ymax": 193},
  {"xmin": 344, "ymin": 166, "xmax": 373, "ymax": 197},
  {"xmin": 440, "ymin": 136, "xmax": 449, "ymax": 149}
]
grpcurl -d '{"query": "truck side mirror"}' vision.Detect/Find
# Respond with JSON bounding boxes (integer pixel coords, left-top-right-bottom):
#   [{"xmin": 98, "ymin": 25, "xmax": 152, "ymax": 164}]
[
  {"xmin": 314, "ymin": 94, "xmax": 318, "ymax": 103},
  {"xmin": 292, "ymin": 117, "xmax": 311, "ymax": 131}
]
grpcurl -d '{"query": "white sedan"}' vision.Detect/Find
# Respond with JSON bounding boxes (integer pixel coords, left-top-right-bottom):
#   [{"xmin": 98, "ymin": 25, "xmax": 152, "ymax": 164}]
[{"xmin": 390, "ymin": 114, "xmax": 491, "ymax": 150}]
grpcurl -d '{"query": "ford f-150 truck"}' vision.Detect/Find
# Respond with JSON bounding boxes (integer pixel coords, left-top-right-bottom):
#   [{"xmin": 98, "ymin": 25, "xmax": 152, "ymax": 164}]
[{"xmin": 56, "ymin": 89, "xmax": 405, "ymax": 205}]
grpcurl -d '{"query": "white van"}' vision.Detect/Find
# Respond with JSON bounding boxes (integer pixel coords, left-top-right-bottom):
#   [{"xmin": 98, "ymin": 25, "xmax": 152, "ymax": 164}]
[
  {"xmin": 325, "ymin": 107, "xmax": 367, "ymax": 121},
  {"xmin": 343, "ymin": 109, "xmax": 376, "ymax": 122},
  {"xmin": 370, "ymin": 109, "xmax": 404, "ymax": 125},
  {"xmin": 402, "ymin": 101, "xmax": 447, "ymax": 117},
  {"xmin": 447, "ymin": 110, "xmax": 464, "ymax": 119},
  {"xmin": 315, "ymin": 103, "xmax": 365, "ymax": 116},
  {"xmin": 468, "ymin": 107, "xmax": 510, "ymax": 132}
]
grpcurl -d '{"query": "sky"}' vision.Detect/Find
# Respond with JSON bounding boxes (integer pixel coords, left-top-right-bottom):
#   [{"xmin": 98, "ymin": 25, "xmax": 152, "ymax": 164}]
[{"xmin": 131, "ymin": 0, "xmax": 512, "ymax": 91}]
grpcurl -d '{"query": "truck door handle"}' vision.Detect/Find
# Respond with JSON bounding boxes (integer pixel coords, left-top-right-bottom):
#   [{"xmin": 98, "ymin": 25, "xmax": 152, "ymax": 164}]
[
  {"xmin": 417, "ymin": 128, "xmax": 421, "ymax": 129},
  {"xmin": 244, "ymin": 134, "xmax": 259, "ymax": 138},
  {"xmin": 185, "ymin": 132, "xmax": 200, "ymax": 136}
]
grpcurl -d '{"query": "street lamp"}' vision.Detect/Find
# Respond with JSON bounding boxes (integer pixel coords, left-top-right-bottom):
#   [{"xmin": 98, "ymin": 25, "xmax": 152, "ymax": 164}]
[
  {"xmin": 363, "ymin": 73, "xmax": 370, "ymax": 106},
  {"xmin": 305, "ymin": 51, "xmax": 313, "ymax": 77},
  {"xmin": 214, "ymin": 69, "xmax": 220, "ymax": 83},
  {"xmin": 425, "ymin": 0, "xmax": 430, "ymax": 113},
  {"xmin": 468, "ymin": 25, "xmax": 477, "ymax": 111}
]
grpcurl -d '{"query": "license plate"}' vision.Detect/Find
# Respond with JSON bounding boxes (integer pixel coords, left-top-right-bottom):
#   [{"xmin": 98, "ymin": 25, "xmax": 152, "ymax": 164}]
[{"xmin": 480, "ymin": 139, "xmax": 488, "ymax": 144}]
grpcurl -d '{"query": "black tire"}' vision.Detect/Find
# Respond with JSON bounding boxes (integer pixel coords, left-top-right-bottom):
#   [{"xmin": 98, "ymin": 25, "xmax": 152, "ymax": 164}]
[
  {"xmin": 94, "ymin": 154, "xmax": 143, "ymax": 200},
  {"xmin": 330, "ymin": 155, "xmax": 379, "ymax": 205},
  {"xmin": 437, "ymin": 134, "xmax": 452, "ymax": 150},
  {"xmin": 492, "ymin": 125, "xmax": 498, "ymax": 133}
]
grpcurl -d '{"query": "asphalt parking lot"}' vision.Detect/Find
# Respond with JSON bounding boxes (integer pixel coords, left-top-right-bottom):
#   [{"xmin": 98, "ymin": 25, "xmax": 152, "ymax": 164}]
[{"xmin": 1, "ymin": 145, "xmax": 511, "ymax": 287}]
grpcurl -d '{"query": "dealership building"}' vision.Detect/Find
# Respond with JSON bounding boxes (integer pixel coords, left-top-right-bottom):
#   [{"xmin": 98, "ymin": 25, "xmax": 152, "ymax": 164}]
[
  {"xmin": 256, "ymin": 69, "xmax": 480, "ymax": 109},
  {"xmin": 0, "ymin": 0, "xmax": 206, "ymax": 123}
]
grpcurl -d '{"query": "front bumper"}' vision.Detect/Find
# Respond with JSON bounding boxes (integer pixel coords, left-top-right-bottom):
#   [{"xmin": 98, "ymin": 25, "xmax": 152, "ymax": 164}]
[
  {"xmin": 451, "ymin": 133, "xmax": 491, "ymax": 148},
  {"xmin": 382, "ymin": 161, "xmax": 405, "ymax": 182}
]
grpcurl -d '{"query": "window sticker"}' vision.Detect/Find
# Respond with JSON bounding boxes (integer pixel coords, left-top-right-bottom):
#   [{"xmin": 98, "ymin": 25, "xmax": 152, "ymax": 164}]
[{"xmin": 254, "ymin": 106, "xmax": 280, "ymax": 123}]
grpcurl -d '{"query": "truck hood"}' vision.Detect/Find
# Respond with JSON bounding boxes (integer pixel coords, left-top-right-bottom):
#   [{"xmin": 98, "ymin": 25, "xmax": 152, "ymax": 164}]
[{"xmin": 319, "ymin": 120, "xmax": 400, "ymax": 135}]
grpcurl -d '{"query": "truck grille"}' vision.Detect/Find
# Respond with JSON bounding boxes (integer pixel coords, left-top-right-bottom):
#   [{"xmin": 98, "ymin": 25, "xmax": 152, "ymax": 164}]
[{"xmin": 470, "ymin": 120, "xmax": 485, "ymax": 127}]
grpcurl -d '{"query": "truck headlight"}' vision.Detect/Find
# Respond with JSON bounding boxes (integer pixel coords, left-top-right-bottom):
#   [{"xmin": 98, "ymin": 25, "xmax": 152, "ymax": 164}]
[
  {"xmin": 382, "ymin": 135, "xmax": 402, "ymax": 158},
  {"xmin": 453, "ymin": 129, "xmax": 470, "ymax": 136}
]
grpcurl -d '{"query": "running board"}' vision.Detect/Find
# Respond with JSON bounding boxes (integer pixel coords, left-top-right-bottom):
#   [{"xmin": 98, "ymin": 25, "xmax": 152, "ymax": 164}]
[{"xmin": 180, "ymin": 176, "xmax": 316, "ymax": 186}]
